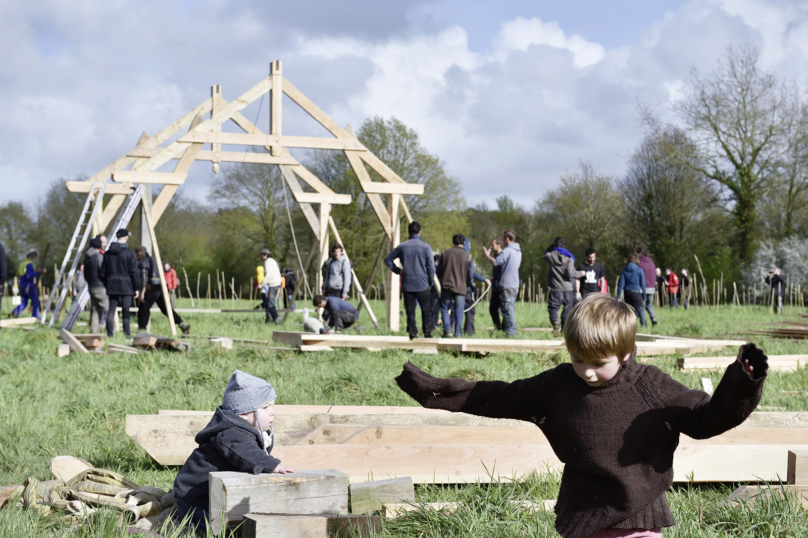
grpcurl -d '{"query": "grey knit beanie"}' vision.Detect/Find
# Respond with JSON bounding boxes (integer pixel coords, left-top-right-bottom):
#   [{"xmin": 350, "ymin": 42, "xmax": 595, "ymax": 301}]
[{"xmin": 221, "ymin": 370, "xmax": 277, "ymax": 414}]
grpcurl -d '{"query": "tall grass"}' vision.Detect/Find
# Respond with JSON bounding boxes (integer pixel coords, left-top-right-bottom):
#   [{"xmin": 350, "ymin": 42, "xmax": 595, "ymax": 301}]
[{"xmin": 0, "ymin": 299, "xmax": 806, "ymax": 536}]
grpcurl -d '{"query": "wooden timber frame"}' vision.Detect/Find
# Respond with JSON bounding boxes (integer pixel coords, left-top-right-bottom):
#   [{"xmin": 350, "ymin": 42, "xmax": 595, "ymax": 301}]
[{"xmin": 67, "ymin": 60, "xmax": 425, "ymax": 330}]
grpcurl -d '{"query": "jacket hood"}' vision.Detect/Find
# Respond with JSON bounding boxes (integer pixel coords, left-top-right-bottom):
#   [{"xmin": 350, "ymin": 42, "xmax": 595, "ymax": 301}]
[
  {"xmin": 194, "ymin": 407, "xmax": 264, "ymax": 445},
  {"xmin": 545, "ymin": 250, "xmax": 569, "ymax": 266},
  {"xmin": 85, "ymin": 247, "xmax": 99, "ymax": 257},
  {"xmin": 106, "ymin": 242, "xmax": 128, "ymax": 256},
  {"xmin": 507, "ymin": 242, "xmax": 521, "ymax": 252}
]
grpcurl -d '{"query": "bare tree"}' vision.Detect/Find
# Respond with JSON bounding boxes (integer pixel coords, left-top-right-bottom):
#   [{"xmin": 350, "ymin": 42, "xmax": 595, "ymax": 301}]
[{"xmin": 671, "ymin": 46, "xmax": 795, "ymax": 262}]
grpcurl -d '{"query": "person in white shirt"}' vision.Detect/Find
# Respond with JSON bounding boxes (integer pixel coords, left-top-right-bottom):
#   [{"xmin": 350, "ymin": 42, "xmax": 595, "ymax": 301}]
[{"xmin": 260, "ymin": 248, "xmax": 282, "ymax": 325}]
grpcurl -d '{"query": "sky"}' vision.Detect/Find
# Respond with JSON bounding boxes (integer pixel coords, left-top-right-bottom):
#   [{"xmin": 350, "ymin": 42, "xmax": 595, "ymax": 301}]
[{"xmin": 1, "ymin": 0, "xmax": 807, "ymax": 209}]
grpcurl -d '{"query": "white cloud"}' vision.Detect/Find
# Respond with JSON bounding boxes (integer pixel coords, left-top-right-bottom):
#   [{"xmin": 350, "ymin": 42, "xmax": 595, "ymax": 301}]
[{"xmin": 1, "ymin": 0, "xmax": 807, "ymax": 211}]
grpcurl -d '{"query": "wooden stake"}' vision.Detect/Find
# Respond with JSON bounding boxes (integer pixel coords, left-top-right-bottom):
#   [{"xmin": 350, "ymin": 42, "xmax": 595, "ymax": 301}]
[{"xmin": 182, "ymin": 266, "xmax": 195, "ymax": 308}]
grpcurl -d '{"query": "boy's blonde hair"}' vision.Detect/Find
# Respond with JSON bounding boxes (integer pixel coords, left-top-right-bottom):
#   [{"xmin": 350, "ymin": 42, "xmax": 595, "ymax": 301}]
[{"xmin": 564, "ymin": 294, "xmax": 637, "ymax": 362}]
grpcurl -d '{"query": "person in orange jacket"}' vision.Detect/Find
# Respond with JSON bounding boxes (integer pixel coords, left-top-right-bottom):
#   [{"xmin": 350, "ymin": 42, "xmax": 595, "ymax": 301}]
[{"xmin": 665, "ymin": 268, "xmax": 679, "ymax": 309}]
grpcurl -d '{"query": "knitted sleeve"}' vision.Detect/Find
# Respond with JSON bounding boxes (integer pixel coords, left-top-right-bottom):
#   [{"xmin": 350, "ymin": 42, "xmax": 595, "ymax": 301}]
[
  {"xmin": 395, "ymin": 361, "xmax": 555, "ymax": 421},
  {"xmin": 654, "ymin": 344, "xmax": 767, "ymax": 439}
]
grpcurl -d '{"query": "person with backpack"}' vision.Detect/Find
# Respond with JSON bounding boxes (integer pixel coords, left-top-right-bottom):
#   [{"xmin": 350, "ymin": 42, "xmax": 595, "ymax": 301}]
[{"xmin": 283, "ymin": 268, "xmax": 298, "ymax": 310}]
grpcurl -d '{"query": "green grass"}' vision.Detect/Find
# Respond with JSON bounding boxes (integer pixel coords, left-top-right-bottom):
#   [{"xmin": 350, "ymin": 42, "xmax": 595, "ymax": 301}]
[{"xmin": 0, "ymin": 297, "xmax": 807, "ymax": 536}]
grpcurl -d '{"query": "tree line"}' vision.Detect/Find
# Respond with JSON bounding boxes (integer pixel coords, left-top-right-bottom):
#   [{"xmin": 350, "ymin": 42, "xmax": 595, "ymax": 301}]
[{"xmin": 1, "ymin": 46, "xmax": 806, "ymax": 298}]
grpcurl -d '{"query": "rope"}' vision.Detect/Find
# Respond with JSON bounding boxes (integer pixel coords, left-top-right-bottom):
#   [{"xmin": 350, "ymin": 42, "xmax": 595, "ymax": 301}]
[
  {"xmin": 464, "ymin": 281, "xmax": 492, "ymax": 312},
  {"xmin": 282, "ymin": 177, "xmax": 313, "ymax": 297}
]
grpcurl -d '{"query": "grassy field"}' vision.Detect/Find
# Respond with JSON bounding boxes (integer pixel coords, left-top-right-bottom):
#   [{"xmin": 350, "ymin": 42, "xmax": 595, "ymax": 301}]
[{"xmin": 0, "ymin": 297, "xmax": 807, "ymax": 536}]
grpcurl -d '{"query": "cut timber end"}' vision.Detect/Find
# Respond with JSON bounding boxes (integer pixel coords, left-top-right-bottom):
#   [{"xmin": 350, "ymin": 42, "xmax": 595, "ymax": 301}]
[
  {"xmin": 350, "ymin": 477, "xmax": 415, "ymax": 514},
  {"xmin": 51, "ymin": 456, "xmax": 93, "ymax": 481},
  {"xmin": 57, "ymin": 343, "xmax": 70, "ymax": 357},
  {"xmin": 209, "ymin": 337, "xmax": 233, "ymax": 349},
  {"xmin": 242, "ymin": 513, "xmax": 380, "ymax": 538},
  {"xmin": 208, "ymin": 469, "xmax": 349, "ymax": 535},
  {"xmin": 788, "ymin": 450, "xmax": 808, "ymax": 485}
]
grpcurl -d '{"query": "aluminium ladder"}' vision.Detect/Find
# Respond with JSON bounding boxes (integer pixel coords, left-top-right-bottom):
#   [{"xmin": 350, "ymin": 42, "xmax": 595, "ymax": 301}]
[
  {"xmin": 41, "ymin": 181, "xmax": 110, "ymax": 327},
  {"xmin": 60, "ymin": 184, "xmax": 145, "ymax": 331}
]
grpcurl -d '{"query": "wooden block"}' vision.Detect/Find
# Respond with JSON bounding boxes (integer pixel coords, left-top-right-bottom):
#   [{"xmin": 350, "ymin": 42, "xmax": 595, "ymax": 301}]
[
  {"xmin": 133, "ymin": 335, "xmax": 158, "ymax": 348},
  {"xmin": 350, "ymin": 477, "xmax": 414, "ymax": 514},
  {"xmin": 209, "ymin": 469, "xmax": 349, "ymax": 534},
  {"xmin": 788, "ymin": 450, "xmax": 808, "ymax": 485},
  {"xmin": 0, "ymin": 317, "xmax": 39, "ymax": 327},
  {"xmin": 209, "ymin": 337, "xmax": 233, "ymax": 349},
  {"xmin": 57, "ymin": 343, "xmax": 70, "ymax": 357},
  {"xmin": 59, "ymin": 328, "xmax": 88, "ymax": 353},
  {"xmin": 77, "ymin": 337, "xmax": 105, "ymax": 349},
  {"xmin": 51, "ymin": 456, "xmax": 93, "ymax": 481},
  {"xmin": 242, "ymin": 513, "xmax": 380, "ymax": 538}
]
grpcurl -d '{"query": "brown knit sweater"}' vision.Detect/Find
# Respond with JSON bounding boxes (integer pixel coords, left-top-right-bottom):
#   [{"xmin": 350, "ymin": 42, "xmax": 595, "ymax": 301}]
[{"xmin": 395, "ymin": 344, "xmax": 768, "ymax": 538}]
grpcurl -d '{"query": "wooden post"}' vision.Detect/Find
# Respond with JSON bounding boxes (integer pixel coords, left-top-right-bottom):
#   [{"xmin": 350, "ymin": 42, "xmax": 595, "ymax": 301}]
[
  {"xmin": 328, "ymin": 217, "xmax": 380, "ymax": 329},
  {"xmin": 387, "ymin": 194, "xmax": 401, "ymax": 331},
  {"xmin": 141, "ymin": 203, "xmax": 177, "ymax": 336},
  {"xmin": 270, "ymin": 60, "xmax": 282, "ymax": 156},
  {"xmin": 316, "ymin": 203, "xmax": 330, "ymax": 294},
  {"xmin": 211, "ymin": 85, "xmax": 222, "ymax": 176},
  {"xmin": 182, "ymin": 266, "xmax": 195, "ymax": 308}
]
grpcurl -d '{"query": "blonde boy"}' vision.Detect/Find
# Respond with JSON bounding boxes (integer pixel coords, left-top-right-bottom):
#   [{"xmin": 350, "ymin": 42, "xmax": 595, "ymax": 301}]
[
  {"xmin": 173, "ymin": 370, "xmax": 296, "ymax": 529},
  {"xmin": 396, "ymin": 294, "xmax": 768, "ymax": 538}
]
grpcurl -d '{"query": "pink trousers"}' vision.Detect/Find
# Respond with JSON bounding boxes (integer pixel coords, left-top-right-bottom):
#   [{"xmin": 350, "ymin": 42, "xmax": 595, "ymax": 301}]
[{"xmin": 587, "ymin": 530, "xmax": 662, "ymax": 538}]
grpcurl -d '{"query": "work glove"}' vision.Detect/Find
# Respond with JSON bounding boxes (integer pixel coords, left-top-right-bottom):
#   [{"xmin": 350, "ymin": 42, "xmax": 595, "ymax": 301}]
[
  {"xmin": 737, "ymin": 342, "xmax": 768, "ymax": 380},
  {"xmin": 395, "ymin": 361, "xmax": 473, "ymax": 411},
  {"xmin": 575, "ymin": 292, "xmax": 582, "ymax": 302}
]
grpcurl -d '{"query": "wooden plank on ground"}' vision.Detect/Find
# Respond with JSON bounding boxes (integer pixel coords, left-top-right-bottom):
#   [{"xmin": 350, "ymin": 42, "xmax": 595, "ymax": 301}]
[
  {"xmin": 243, "ymin": 513, "xmax": 380, "ymax": 538},
  {"xmin": 679, "ymin": 355, "xmax": 807, "ymax": 372},
  {"xmin": 350, "ymin": 477, "xmax": 415, "ymax": 514},
  {"xmin": 0, "ymin": 317, "xmax": 39, "ymax": 327},
  {"xmin": 59, "ymin": 329, "xmax": 88, "ymax": 353},
  {"xmin": 209, "ymin": 469, "xmax": 348, "ymax": 534}
]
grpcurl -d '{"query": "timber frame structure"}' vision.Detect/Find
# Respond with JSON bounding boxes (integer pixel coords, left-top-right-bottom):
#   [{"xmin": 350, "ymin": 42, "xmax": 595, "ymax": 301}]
[{"xmin": 68, "ymin": 60, "xmax": 423, "ymax": 331}]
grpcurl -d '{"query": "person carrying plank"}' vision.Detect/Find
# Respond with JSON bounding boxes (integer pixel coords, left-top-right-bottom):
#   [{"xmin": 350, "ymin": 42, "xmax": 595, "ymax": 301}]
[
  {"xmin": 395, "ymin": 294, "xmax": 769, "ymax": 538},
  {"xmin": 384, "ymin": 221, "xmax": 435, "ymax": 339},
  {"xmin": 173, "ymin": 370, "xmax": 296, "ymax": 532}
]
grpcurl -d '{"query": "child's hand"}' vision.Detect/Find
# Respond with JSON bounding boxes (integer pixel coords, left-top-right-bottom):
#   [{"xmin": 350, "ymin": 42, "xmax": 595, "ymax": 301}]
[
  {"xmin": 273, "ymin": 464, "xmax": 297, "ymax": 474},
  {"xmin": 738, "ymin": 343, "xmax": 768, "ymax": 380}
]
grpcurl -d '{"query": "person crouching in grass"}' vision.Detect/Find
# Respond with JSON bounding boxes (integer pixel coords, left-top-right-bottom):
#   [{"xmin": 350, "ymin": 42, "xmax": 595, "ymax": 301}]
[
  {"xmin": 395, "ymin": 294, "xmax": 768, "ymax": 538},
  {"xmin": 313, "ymin": 294, "xmax": 359, "ymax": 334},
  {"xmin": 173, "ymin": 370, "xmax": 296, "ymax": 532}
]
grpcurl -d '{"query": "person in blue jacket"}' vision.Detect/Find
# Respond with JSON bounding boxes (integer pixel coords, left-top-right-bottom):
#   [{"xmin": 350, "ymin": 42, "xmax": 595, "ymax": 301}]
[
  {"xmin": 616, "ymin": 253, "xmax": 647, "ymax": 325},
  {"xmin": 384, "ymin": 221, "xmax": 435, "ymax": 339},
  {"xmin": 12, "ymin": 249, "xmax": 45, "ymax": 319}
]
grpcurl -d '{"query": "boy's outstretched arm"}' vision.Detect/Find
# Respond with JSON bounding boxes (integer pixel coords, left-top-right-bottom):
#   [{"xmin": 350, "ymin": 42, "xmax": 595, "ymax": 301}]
[
  {"xmin": 668, "ymin": 343, "xmax": 768, "ymax": 439},
  {"xmin": 395, "ymin": 361, "xmax": 551, "ymax": 421}
]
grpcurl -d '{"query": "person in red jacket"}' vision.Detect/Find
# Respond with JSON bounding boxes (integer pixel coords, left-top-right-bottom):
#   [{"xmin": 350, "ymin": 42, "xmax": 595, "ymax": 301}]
[{"xmin": 665, "ymin": 268, "xmax": 679, "ymax": 309}]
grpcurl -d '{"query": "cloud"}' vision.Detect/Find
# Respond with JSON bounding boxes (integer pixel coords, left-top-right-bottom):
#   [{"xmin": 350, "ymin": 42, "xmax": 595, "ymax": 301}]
[{"xmin": 1, "ymin": 0, "xmax": 807, "ymax": 212}]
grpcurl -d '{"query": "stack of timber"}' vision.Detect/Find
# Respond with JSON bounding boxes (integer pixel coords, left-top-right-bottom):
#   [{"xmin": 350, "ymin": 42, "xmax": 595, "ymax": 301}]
[
  {"xmin": 679, "ymin": 354, "xmax": 807, "ymax": 372},
  {"xmin": 273, "ymin": 331, "xmax": 746, "ymax": 356},
  {"xmin": 132, "ymin": 333, "xmax": 192, "ymax": 353},
  {"xmin": 126, "ymin": 406, "xmax": 808, "ymax": 484},
  {"xmin": 749, "ymin": 321, "xmax": 808, "ymax": 339}
]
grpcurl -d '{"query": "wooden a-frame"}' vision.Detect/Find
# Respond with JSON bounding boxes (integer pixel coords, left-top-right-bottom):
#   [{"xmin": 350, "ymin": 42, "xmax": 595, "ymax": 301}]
[{"xmin": 68, "ymin": 60, "xmax": 424, "ymax": 330}]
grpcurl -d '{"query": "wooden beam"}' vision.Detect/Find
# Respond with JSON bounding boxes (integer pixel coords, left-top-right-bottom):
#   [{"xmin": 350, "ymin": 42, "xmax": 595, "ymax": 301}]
[
  {"xmin": 328, "ymin": 217, "xmax": 380, "ymax": 329},
  {"xmin": 359, "ymin": 182, "xmax": 424, "ymax": 195},
  {"xmin": 679, "ymin": 355, "xmax": 807, "ymax": 372},
  {"xmin": 350, "ymin": 478, "xmax": 414, "ymax": 514},
  {"xmin": 294, "ymin": 192, "xmax": 352, "ymax": 205},
  {"xmin": 127, "ymin": 147, "xmax": 297, "ymax": 165},
  {"xmin": 211, "ymin": 85, "xmax": 222, "ymax": 175},
  {"xmin": 151, "ymin": 114, "xmax": 205, "ymax": 224},
  {"xmin": 359, "ymin": 151, "xmax": 407, "ymax": 184},
  {"xmin": 317, "ymin": 203, "xmax": 330, "ymax": 293},
  {"xmin": 282, "ymin": 77, "xmax": 351, "ymax": 138},
  {"xmin": 344, "ymin": 151, "xmax": 392, "ymax": 236},
  {"xmin": 66, "ymin": 182, "xmax": 133, "ymax": 195},
  {"xmin": 243, "ymin": 513, "xmax": 380, "ymax": 538},
  {"xmin": 279, "ymin": 165, "xmax": 320, "ymax": 240},
  {"xmin": 59, "ymin": 329, "xmax": 88, "ymax": 353},
  {"xmin": 111, "ymin": 171, "xmax": 186, "ymax": 185},
  {"xmin": 270, "ymin": 60, "xmax": 282, "ymax": 156},
  {"xmin": 177, "ymin": 131, "xmax": 367, "ymax": 151},
  {"xmin": 209, "ymin": 469, "xmax": 348, "ymax": 534},
  {"xmin": 141, "ymin": 204, "xmax": 176, "ymax": 337},
  {"xmin": 388, "ymin": 193, "xmax": 401, "ymax": 331}
]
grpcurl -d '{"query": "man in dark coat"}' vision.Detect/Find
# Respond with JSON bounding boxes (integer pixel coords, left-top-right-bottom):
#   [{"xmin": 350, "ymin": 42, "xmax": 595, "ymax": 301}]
[
  {"xmin": 83, "ymin": 237, "xmax": 108, "ymax": 334},
  {"xmin": 0, "ymin": 241, "xmax": 6, "ymax": 322},
  {"xmin": 135, "ymin": 246, "xmax": 190, "ymax": 334},
  {"xmin": 100, "ymin": 229, "xmax": 140, "ymax": 338}
]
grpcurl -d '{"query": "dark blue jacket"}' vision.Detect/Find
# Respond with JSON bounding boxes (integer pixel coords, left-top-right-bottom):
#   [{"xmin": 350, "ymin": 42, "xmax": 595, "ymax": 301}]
[
  {"xmin": 173, "ymin": 407, "xmax": 280, "ymax": 520},
  {"xmin": 384, "ymin": 234, "xmax": 435, "ymax": 293},
  {"xmin": 0, "ymin": 242, "xmax": 7, "ymax": 283},
  {"xmin": 324, "ymin": 296, "xmax": 358, "ymax": 315},
  {"xmin": 617, "ymin": 262, "xmax": 647, "ymax": 301}
]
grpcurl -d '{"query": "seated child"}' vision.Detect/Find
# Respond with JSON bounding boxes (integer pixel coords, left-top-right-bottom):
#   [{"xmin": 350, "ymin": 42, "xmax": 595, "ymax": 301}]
[
  {"xmin": 173, "ymin": 370, "xmax": 296, "ymax": 529},
  {"xmin": 313, "ymin": 294, "xmax": 359, "ymax": 333},
  {"xmin": 395, "ymin": 294, "xmax": 768, "ymax": 538}
]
